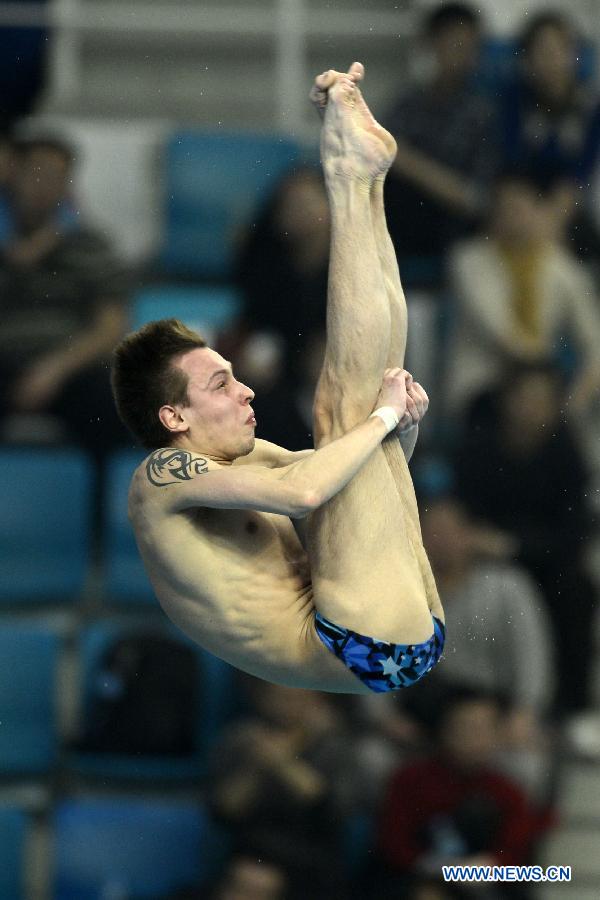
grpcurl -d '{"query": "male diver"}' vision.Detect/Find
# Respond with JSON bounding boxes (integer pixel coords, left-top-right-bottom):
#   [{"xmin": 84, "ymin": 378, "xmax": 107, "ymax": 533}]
[{"xmin": 111, "ymin": 63, "xmax": 444, "ymax": 694}]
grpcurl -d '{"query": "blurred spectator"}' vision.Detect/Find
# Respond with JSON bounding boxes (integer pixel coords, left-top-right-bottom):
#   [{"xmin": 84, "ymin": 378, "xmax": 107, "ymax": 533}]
[
  {"xmin": 418, "ymin": 496, "xmax": 555, "ymax": 796},
  {"xmin": 357, "ymin": 495, "xmax": 554, "ymax": 801},
  {"xmin": 234, "ymin": 165, "xmax": 329, "ymax": 382},
  {"xmin": 226, "ymin": 328, "xmax": 325, "ymax": 450},
  {"xmin": 162, "ymin": 856, "xmax": 287, "ymax": 900},
  {"xmin": 444, "ymin": 169, "xmax": 600, "ymax": 422},
  {"xmin": 454, "ymin": 362, "xmax": 597, "ymax": 714},
  {"xmin": 0, "ymin": 135, "xmax": 130, "ymax": 457},
  {"xmin": 419, "ymin": 497, "xmax": 553, "ymax": 721},
  {"xmin": 383, "ymin": 2, "xmax": 500, "ymax": 277},
  {"xmin": 501, "ymin": 12, "xmax": 600, "ymax": 258},
  {"xmin": 0, "ymin": 131, "xmax": 14, "ymax": 191},
  {"xmin": 207, "ymin": 678, "xmax": 361, "ymax": 899},
  {"xmin": 346, "ymin": 689, "xmax": 423, "ymax": 817},
  {"xmin": 210, "ymin": 856, "xmax": 287, "ymax": 900},
  {"xmin": 362, "ymin": 687, "xmax": 553, "ymax": 899}
]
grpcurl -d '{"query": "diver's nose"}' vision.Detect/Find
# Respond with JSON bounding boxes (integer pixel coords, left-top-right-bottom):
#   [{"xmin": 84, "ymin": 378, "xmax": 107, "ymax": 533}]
[{"xmin": 242, "ymin": 383, "xmax": 255, "ymax": 402}]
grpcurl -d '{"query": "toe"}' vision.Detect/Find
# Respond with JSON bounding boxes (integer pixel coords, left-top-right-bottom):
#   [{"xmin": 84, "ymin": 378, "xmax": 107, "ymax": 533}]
[
  {"xmin": 316, "ymin": 69, "xmax": 342, "ymax": 90},
  {"xmin": 330, "ymin": 77, "xmax": 354, "ymax": 99},
  {"xmin": 348, "ymin": 61, "xmax": 364, "ymax": 81}
]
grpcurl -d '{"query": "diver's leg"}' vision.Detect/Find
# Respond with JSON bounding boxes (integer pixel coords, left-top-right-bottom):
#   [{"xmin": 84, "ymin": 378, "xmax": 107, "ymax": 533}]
[
  {"xmin": 311, "ymin": 75, "xmax": 392, "ymax": 443},
  {"xmin": 370, "ymin": 172, "xmax": 444, "ymax": 621},
  {"xmin": 308, "ymin": 77, "xmax": 434, "ymax": 644},
  {"xmin": 347, "ymin": 74, "xmax": 443, "ymax": 622}
]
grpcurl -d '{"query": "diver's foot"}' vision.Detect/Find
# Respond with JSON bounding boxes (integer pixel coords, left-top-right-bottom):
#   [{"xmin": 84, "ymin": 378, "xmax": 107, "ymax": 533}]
[{"xmin": 321, "ymin": 74, "xmax": 391, "ymax": 181}]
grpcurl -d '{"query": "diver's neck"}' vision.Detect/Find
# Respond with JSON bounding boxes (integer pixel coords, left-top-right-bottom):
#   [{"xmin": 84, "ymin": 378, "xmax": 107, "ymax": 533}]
[{"xmin": 174, "ymin": 439, "xmax": 236, "ymax": 467}]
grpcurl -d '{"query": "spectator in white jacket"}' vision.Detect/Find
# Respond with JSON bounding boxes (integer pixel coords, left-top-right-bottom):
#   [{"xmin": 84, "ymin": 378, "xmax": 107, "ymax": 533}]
[{"xmin": 444, "ymin": 169, "xmax": 600, "ymax": 424}]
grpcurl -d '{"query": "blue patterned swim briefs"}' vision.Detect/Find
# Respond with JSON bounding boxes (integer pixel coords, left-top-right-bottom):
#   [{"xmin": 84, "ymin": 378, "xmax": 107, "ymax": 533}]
[{"xmin": 314, "ymin": 612, "xmax": 445, "ymax": 693}]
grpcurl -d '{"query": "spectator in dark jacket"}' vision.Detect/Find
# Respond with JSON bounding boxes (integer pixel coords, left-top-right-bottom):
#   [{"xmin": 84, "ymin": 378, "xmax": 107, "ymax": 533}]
[
  {"xmin": 0, "ymin": 135, "xmax": 130, "ymax": 456},
  {"xmin": 234, "ymin": 164, "xmax": 329, "ymax": 383},
  {"xmin": 501, "ymin": 12, "xmax": 600, "ymax": 258},
  {"xmin": 383, "ymin": 2, "xmax": 500, "ymax": 276},
  {"xmin": 207, "ymin": 678, "xmax": 362, "ymax": 900},
  {"xmin": 454, "ymin": 362, "xmax": 596, "ymax": 713}
]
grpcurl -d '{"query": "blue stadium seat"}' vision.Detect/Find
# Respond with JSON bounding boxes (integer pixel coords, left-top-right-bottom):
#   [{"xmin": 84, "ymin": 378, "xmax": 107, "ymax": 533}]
[
  {"xmin": 131, "ymin": 283, "xmax": 242, "ymax": 344},
  {"xmin": 343, "ymin": 813, "xmax": 375, "ymax": 875},
  {"xmin": 0, "ymin": 622, "xmax": 61, "ymax": 774},
  {"xmin": 53, "ymin": 796, "xmax": 224, "ymax": 899},
  {"xmin": 413, "ymin": 454, "xmax": 455, "ymax": 499},
  {"xmin": 162, "ymin": 130, "xmax": 303, "ymax": 277},
  {"xmin": 0, "ymin": 448, "xmax": 93, "ymax": 603},
  {"xmin": 68, "ymin": 620, "xmax": 236, "ymax": 781},
  {"xmin": 104, "ymin": 449, "xmax": 155, "ymax": 605},
  {"xmin": 0, "ymin": 807, "xmax": 29, "ymax": 898}
]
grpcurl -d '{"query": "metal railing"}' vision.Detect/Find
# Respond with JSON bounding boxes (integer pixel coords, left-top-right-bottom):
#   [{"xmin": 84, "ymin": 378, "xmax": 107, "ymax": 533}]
[{"xmin": 0, "ymin": 0, "xmax": 418, "ymax": 130}]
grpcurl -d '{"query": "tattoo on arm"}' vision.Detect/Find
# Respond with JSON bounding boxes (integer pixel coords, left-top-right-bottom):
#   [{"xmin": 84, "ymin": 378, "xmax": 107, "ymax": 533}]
[{"xmin": 146, "ymin": 449, "xmax": 209, "ymax": 486}]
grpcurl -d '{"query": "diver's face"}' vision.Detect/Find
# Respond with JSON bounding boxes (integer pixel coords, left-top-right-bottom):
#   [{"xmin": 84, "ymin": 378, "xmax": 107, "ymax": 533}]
[{"xmin": 169, "ymin": 347, "xmax": 256, "ymax": 460}]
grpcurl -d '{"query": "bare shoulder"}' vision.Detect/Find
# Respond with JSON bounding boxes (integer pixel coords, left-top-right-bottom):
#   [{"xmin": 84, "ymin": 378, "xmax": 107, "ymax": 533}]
[
  {"xmin": 233, "ymin": 438, "xmax": 314, "ymax": 469},
  {"xmin": 140, "ymin": 447, "xmax": 214, "ymax": 486},
  {"xmin": 129, "ymin": 447, "xmax": 216, "ymax": 512},
  {"xmin": 128, "ymin": 444, "xmax": 310, "ymax": 519}
]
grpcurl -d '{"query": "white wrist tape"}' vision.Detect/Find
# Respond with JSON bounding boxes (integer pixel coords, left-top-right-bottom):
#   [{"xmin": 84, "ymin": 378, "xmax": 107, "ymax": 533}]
[{"xmin": 370, "ymin": 406, "xmax": 400, "ymax": 434}]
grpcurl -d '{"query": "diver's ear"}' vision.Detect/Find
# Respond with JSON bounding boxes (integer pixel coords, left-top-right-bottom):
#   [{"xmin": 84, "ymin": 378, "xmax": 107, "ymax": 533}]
[{"xmin": 158, "ymin": 405, "xmax": 189, "ymax": 436}]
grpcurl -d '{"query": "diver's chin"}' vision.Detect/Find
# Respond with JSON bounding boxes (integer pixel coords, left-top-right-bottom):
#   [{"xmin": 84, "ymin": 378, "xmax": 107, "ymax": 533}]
[{"xmin": 231, "ymin": 437, "xmax": 255, "ymax": 462}]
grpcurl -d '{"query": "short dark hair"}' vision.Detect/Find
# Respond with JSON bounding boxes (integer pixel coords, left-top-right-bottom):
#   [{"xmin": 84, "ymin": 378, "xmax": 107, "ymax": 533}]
[
  {"xmin": 519, "ymin": 11, "xmax": 574, "ymax": 56},
  {"xmin": 425, "ymin": 3, "xmax": 479, "ymax": 38},
  {"xmin": 111, "ymin": 318, "xmax": 207, "ymax": 449}
]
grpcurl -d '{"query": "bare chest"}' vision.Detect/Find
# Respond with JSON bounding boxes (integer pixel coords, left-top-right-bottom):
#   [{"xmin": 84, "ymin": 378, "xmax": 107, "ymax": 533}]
[
  {"xmin": 133, "ymin": 504, "xmax": 311, "ymax": 642},
  {"xmin": 196, "ymin": 507, "xmax": 306, "ymax": 566}
]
